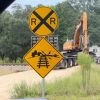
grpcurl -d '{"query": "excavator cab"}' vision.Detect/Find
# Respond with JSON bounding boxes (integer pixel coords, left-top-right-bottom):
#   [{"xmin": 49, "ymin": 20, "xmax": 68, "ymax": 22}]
[{"xmin": 63, "ymin": 40, "xmax": 74, "ymax": 51}]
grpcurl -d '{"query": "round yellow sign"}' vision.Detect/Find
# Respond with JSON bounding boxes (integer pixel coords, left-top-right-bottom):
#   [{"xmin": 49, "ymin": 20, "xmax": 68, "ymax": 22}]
[{"xmin": 29, "ymin": 6, "xmax": 59, "ymax": 36}]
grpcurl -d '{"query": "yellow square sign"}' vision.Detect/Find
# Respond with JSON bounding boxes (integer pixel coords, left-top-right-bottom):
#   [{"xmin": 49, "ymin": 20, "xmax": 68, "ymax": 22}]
[{"xmin": 23, "ymin": 38, "xmax": 63, "ymax": 78}]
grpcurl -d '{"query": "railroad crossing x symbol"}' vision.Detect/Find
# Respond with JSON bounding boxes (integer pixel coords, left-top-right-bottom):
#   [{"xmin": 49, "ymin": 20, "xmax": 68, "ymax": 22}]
[
  {"xmin": 32, "ymin": 10, "xmax": 55, "ymax": 33},
  {"xmin": 29, "ymin": 7, "xmax": 58, "ymax": 36}
]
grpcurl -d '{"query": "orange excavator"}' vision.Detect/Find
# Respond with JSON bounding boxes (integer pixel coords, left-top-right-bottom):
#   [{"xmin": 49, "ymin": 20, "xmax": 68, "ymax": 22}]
[
  {"xmin": 63, "ymin": 11, "xmax": 88, "ymax": 52},
  {"xmin": 60, "ymin": 11, "xmax": 95, "ymax": 68}
]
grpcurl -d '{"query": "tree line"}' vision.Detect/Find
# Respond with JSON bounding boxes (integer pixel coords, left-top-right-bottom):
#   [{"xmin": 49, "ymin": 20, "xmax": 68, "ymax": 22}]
[{"xmin": 0, "ymin": 0, "xmax": 100, "ymax": 63}]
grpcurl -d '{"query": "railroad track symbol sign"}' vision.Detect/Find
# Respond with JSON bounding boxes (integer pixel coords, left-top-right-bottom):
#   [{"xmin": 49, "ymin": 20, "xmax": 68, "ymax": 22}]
[
  {"xmin": 29, "ymin": 6, "xmax": 59, "ymax": 36},
  {"xmin": 23, "ymin": 38, "xmax": 63, "ymax": 78},
  {"xmin": 31, "ymin": 50, "xmax": 59, "ymax": 69}
]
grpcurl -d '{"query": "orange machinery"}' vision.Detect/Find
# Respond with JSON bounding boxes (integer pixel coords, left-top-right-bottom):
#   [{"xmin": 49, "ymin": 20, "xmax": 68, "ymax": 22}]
[
  {"xmin": 59, "ymin": 11, "xmax": 95, "ymax": 68},
  {"xmin": 63, "ymin": 11, "xmax": 88, "ymax": 52},
  {"xmin": 60, "ymin": 11, "xmax": 95, "ymax": 68}
]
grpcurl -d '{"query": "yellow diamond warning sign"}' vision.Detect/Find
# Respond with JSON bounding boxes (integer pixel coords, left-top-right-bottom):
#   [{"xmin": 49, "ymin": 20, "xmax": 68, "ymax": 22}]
[
  {"xmin": 23, "ymin": 38, "xmax": 63, "ymax": 78},
  {"xmin": 29, "ymin": 6, "xmax": 59, "ymax": 36}
]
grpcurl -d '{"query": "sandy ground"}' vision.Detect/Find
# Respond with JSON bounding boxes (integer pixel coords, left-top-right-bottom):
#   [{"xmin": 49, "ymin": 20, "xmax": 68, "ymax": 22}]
[{"xmin": 0, "ymin": 66, "xmax": 79, "ymax": 99}]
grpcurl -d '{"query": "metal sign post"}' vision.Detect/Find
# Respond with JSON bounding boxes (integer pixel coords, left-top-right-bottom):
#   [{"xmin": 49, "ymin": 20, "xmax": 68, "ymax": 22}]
[{"xmin": 42, "ymin": 78, "xmax": 45, "ymax": 98}]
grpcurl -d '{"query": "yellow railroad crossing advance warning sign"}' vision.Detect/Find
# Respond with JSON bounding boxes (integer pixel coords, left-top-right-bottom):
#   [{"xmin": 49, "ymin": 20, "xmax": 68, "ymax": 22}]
[
  {"xmin": 29, "ymin": 6, "xmax": 59, "ymax": 36},
  {"xmin": 23, "ymin": 38, "xmax": 63, "ymax": 78}
]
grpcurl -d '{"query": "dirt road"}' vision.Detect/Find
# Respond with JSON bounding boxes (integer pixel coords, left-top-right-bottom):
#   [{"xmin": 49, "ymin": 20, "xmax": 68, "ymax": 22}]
[{"xmin": 0, "ymin": 66, "xmax": 79, "ymax": 99}]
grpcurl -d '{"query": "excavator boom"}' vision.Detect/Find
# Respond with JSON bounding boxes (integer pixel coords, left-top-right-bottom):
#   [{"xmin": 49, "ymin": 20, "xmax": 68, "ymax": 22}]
[
  {"xmin": 74, "ymin": 11, "xmax": 88, "ymax": 51},
  {"xmin": 63, "ymin": 11, "xmax": 88, "ymax": 51},
  {"xmin": 83, "ymin": 12, "xmax": 88, "ymax": 51},
  {"xmin": 74, "ymin": 20, "xmax": 82, "ymax": 49}
]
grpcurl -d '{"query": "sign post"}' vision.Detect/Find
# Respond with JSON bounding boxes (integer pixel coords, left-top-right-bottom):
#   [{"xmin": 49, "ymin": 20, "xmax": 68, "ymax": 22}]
[
  {"xmin": 42, "ymin": 78, "xmax": 45, "ymax": 98},
  {"xmin": 23, "ymin": 6, "xmax": 63, "ymax": 99}
]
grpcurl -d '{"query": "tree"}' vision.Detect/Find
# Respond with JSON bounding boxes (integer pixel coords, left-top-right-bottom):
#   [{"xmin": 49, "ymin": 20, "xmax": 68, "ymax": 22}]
[
  {"xmin": 0, "ymin": 4, "xmax": 33, "ymax": 62},
  {"xmin": 0, "ymin": 11, "xmax": 12, "ymax": 62},
  {"xmin": 8, "ymin": 15, "xmax": 32, "ymax": 61},
  {"xmin": 54, "ymin": 2, "xmax": 80, "ymax": 50}
]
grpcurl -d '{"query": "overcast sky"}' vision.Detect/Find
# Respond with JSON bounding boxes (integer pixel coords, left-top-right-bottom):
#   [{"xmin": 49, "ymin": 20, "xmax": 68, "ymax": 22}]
[{"xmin": 7, "ymin": 0, "xmax": 66, "ymax": 11}]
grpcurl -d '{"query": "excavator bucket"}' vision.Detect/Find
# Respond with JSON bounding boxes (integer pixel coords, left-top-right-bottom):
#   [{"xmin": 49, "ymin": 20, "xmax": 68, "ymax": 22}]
[{"xmin": 0, "ymin": 0, "xmax": 15, "ymax": 14}]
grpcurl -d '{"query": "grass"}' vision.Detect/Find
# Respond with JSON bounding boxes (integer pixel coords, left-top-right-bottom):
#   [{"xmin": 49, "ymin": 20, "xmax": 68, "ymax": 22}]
[
  {"xmin": 11, "ymin": 64, "xmax": 100, "ymax": 100},
  {"xmin": 77, "ymin": 53, "xmax": 93, "ymax": 92}
]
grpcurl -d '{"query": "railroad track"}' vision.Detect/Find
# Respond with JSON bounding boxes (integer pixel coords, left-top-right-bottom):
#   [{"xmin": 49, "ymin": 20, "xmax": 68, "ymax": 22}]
[
  {"xmin": 0, "ymin": 63, "xmax": 31, "ymax": 72},
  {"xmin": 0, "ymin": 63, "xmax": 28, "ymax": 66}
]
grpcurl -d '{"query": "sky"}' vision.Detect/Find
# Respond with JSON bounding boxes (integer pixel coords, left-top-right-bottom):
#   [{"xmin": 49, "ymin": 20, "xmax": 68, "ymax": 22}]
[{"xmin": 7, "ymin": 0, "xmax": 66, "ymax": 11}]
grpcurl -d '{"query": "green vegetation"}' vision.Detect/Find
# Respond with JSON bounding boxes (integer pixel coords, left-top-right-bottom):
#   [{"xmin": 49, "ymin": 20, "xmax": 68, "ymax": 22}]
[
  {"xmin": 0, "ymin": 1, "xmax": 100, "ymax": 62},
  {"xmin": 11, "ymin": 81, "xmax": 41, "ymax": 98},
  {"xmin": 11, "ymin": 64, "xmax": 100, "ymax": 100},
  {"xmin": 77, "ymin": 53, "xmax": 93, "ymax": 91}
]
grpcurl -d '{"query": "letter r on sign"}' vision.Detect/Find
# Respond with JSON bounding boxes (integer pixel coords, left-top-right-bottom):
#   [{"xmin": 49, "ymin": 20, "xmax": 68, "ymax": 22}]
[
  {"xmin": 50, "ymin": 18, "xmax": 55, "ymax": 24},
  {"xmin": 31, "ymin": 18, "xmax": 36, "ymax": 25}
]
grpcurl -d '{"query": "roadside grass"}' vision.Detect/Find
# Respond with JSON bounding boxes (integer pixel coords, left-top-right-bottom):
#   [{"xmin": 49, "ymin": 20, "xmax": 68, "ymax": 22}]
[{"xmin": 11, "ymin": 64, "xmax": 100, "ymax": 100}]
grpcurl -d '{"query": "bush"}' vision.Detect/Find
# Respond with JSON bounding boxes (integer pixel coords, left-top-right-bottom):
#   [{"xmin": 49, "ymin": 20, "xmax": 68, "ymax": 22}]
[
  {"xmin": 77, "ymin": 52, "xmax": 93, "ymax": 91},
  {"xmin": 11, "ymin": 81, "xmax": 41, "ymax": 98}
]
